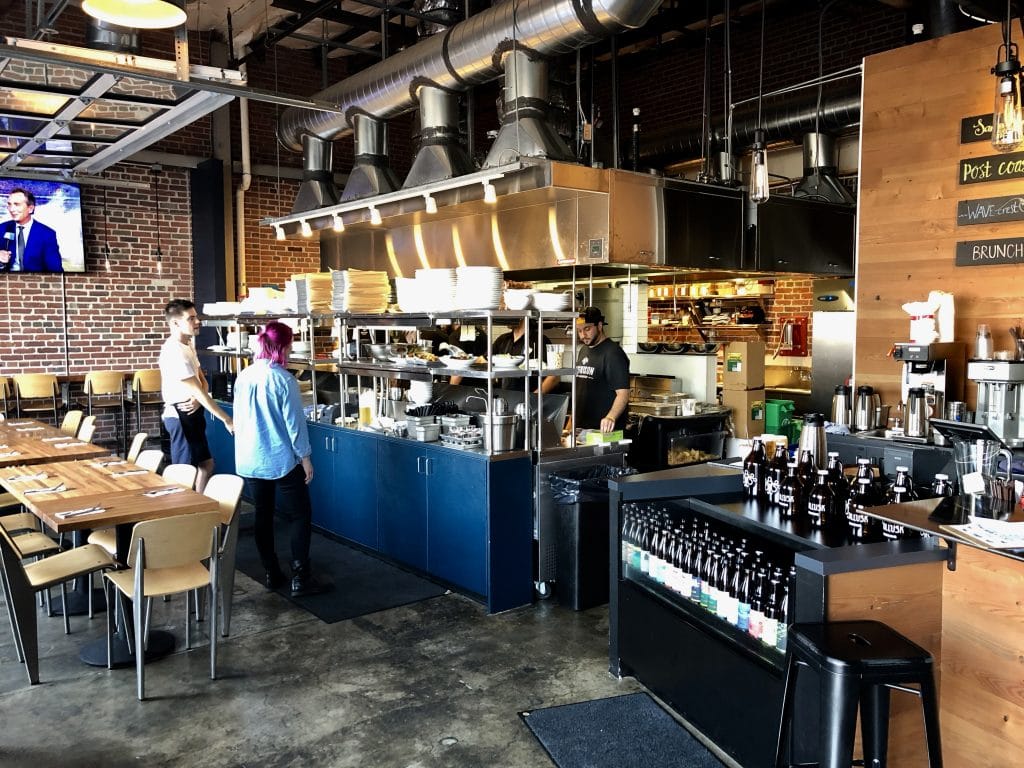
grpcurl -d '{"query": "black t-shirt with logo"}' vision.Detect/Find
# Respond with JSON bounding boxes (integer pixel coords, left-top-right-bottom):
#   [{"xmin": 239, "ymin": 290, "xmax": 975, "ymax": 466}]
[{"xmin": 575, "ymin": 337, "xmax": 630, "ymax": 429}]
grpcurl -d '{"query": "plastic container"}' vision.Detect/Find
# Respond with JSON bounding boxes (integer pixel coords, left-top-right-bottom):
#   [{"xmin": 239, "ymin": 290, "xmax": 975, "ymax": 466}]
[{"xmin": 765, "ymin": 399, "xmax": 795, "ymax": 437}]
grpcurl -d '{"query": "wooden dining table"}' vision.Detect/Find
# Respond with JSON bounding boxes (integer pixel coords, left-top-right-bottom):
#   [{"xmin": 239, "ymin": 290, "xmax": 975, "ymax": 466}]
[
  {"xmin": 0, "ymin": 418, "xmax": 109, "ymax": 466},
  {"xmin": 0, "ymin": 456, "xmax": 220, "ymax": 667}
]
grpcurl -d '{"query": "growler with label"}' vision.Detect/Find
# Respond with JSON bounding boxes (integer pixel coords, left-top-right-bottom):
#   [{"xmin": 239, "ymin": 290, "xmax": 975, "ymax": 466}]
[
  {"xmin": 806, "ymin": 469, "xmax": 837, "ymax": 531},
  {"xmin": 882, "ymin": 466, "xmax": 920, "ymax": 540},
  {"xmin": 777, "ymin": 462, "xmax": 804, "ymax": 520},
  {"xmin": 765, "ymin": 442, "xmax": 789, "ymax": 506},
  {"xmin": 742, "ymin": 438, "xmax": 769, "ymax": 500},
  {"xmin": 845, "ymin": 477, "xmax": 882, "ymax": 541}
]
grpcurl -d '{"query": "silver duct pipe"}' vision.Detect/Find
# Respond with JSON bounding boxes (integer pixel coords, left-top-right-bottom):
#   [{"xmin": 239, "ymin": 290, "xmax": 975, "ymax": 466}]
[
  {"xmin": 341, "ymin": 115, "xmax": 401, "ymax": 201},
  {"xmin": 793, "ymin": 132, "xmax": 854, "ymax": 204},
  {"xmin": 403, "ymin": 86, "xmax": 474, "ymax": 188},
  {"xmin": 277, "ymin": 0, "xmax": 662, "ymax": 152},
  {"xmin": 483, "ymin": 49, "xmax": 574, "ymax": 168},
  {"xmin": 85, "ymin": 18, "xmax": 140, "ymax": 54},
  {"xmin": 293, "ymin": 135, "xmax": 340, "ymax": 210}
]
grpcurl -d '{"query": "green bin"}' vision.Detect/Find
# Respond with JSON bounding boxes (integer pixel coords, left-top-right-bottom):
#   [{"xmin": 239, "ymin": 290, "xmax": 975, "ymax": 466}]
[{"xmin": 765, "ymin": 399, "xmax": 798, "ymax": 443}]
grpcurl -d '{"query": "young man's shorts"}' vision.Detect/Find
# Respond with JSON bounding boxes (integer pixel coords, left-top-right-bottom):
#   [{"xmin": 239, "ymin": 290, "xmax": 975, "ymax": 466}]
[{"xmin": 162, "ymin": 406, "xmax": 212, "ymax": 465}]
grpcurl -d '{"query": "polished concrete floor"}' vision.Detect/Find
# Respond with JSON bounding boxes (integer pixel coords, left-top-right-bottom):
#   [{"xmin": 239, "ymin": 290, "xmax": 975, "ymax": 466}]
[{"xmin": 0, "ymin": 564, "xmax": 652, "ymax": 767}]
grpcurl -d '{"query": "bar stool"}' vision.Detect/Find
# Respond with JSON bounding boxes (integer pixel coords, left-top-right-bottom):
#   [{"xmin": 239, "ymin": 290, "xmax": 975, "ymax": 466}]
[
  {"xmin": 12, "ymin": 373, "xmax": 60, "ymax": 424},
  {"xmin": 129, "ymin": 368, "xmax": 162, "ymax": 438},
  {"xmin": 78, "ymin": 371, "xmax": 127, "ymax": 456},
  {"xmin": 774, "ymin": 620, "xmax": 942, "ymax": 768}
]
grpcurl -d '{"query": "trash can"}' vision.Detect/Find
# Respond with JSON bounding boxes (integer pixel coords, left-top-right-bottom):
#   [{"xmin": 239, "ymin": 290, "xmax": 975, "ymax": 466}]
[{"xmin": 551, "ymin": 464, "xmax": 637, "ymax": 610}]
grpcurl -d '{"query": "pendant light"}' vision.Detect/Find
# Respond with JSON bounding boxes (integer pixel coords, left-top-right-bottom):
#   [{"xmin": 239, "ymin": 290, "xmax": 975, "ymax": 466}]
[
  {"xmin": 991, "ymin": 0, "xmax": 1023, "ymax": 152},
  {"xmin": 82, "ymin": 0, "xmax": 187, "ymax": 30},
  {"xmin": 749, "ymin": 0, "xmax": 770, "ymax": 203}
]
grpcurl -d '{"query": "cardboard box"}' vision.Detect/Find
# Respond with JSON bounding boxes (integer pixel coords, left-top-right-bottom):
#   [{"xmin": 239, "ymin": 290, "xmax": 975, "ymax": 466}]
[
  {"xmin": 723, "ymin": 341, "xmax": 766, "ymax": 390},
  {"xmin": 723, "ymin": 388, "xmax": 766, "ymax": 439}
]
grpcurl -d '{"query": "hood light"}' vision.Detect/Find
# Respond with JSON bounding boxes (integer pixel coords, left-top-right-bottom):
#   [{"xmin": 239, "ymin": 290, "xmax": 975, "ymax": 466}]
[
  {"xmin": 300, "ymin": 219, "xmax": 313, "ymax": 237},
  {"xmin": 332, "ymin": 213, "xmax": 345, "ymax": 232},
  {"xmin": 275, "ymin": 224, "xmax": 285, "ymax": 241},
  {"xmin": 483, "ymin": 182, "xmax": 497, "ymax": 204},
  {"xmin": 424, "ymin": 194, "xmax": 438, "ymax": 214},
  {"xmin": 369, "ymin": 206, "xmax": 383, "ymax": 225}
]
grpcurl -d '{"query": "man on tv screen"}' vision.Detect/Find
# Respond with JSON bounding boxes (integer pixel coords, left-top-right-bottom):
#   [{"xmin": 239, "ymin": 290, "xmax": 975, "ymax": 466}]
[{"xmin": 0, "ymin": 188, "xmax": 63, "ymax": 273}]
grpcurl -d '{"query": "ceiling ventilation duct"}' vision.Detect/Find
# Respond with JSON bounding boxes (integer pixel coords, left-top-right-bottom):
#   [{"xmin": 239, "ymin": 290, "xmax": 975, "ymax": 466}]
[
  {"xmin": 483, "ymin": 49, "xmax": 575, "ymax": 168},
  {"xmin": 341, "ymin": 115, "xmax": 402, "ymax": 201},
  {"xmin": 277, "ymin": 0, "xmax": 662, "ymax": 213},
  {"xmin": 295, "ymin": 135, "xmax": 340, "ymax": 210},
  {"xmin": 792, "ymin": 132, "xmax": 854, "ymax": 204},
  {"xmin": 403, "ymin": 86, "xmax": 475, "ymax": 188}
]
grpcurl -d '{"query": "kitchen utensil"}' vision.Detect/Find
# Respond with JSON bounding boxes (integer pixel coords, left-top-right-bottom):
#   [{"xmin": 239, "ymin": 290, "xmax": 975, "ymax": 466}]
[
  {"xmin": 853, "ymin": 385, "xmax": 881, "ymax": 431},
  {"xmin": 945, "ymin": 401, "xmax": 967, "ymax": 421},
  {"xmin": 797, "ymin": 413, "xmax": 827, "ymax": 470},
  {"xmin": 477, "ymin": 413, "xmax": 520, "ymax": 451},
  {"xmin": 952, "ymin": 437, "xmax": 1014, "ymax": 518},
  {"xmin": 905, "ymin": 387, "xmax": 930, "ymax": 438},
  {"xmin": 830, "ymin": 385, "xmax": 852, "ymax": 427}
]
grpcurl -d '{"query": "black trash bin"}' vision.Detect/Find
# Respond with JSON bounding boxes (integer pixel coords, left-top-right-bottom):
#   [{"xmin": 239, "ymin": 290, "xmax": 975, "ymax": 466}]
[{"xmin": 551, "ymin": 464, "xmax": 637, "ymax": 610}]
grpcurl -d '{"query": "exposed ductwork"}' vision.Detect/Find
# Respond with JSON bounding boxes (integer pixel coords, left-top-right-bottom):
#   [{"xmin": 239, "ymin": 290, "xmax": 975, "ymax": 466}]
[
  {"xmin": 403, "ymin": 86, "xmax": 475, "ymax": 189},
  {"xmin": 278, "ymin": 0, "xmax": 662, "ymax": 212},
  {"xmin": 341, "ymin": 115, "xmax": 402, "ymax": 201},
  {"xmin": 84, "ymin": 18, "xmax": 141, "ymax": 54},
  {"xmin": 793, "ymin": 132, "xmax": 854, "ymax": 204}
]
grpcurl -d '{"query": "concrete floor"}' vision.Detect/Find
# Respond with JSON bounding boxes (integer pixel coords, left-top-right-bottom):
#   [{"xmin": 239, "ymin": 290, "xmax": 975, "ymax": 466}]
[{"xmin": 0, "ymin": 568, "xmax": 647, "ymax": 767}]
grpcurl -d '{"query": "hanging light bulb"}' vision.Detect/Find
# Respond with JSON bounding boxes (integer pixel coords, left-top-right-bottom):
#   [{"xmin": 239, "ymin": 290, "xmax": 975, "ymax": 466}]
[
  {"xmin": 275, "ymin": 224, "xmax": 285, "ymax": 241},
  {"xmin": 483, "ymin": 181, "xmax": 497, "ymax": 204},
  {"xmin": 424, "ymin": 194, "xmax": 438, "ymax": 214},
  {"xmin": 369, "ymin": 206, "xmax": 383, "ymax": 225},
  {"xmin": 332, "ymin": 212, "xmax": 345, "ymax": 232},
  {"xmin": 749, "ymin": 129, "xmax": 770, "ymax": 204},
  {"xmin": 300, "ymin": 219, "xmax": 313, "ymax": 237},
  {"xmin": 992, "ymin": 41, "xmax": 1023, "ymax": 152}
]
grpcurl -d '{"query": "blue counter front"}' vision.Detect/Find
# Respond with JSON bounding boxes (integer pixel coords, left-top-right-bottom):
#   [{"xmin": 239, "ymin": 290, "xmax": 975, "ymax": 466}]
[{"xmin": 207, "ymin": 406, "xmax": 534, "ymax": 613}]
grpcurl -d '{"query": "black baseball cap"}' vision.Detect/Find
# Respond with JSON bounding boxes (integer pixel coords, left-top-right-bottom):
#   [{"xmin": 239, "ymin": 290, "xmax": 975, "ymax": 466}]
[{"xmin": 580, "ymin": 306, "xmax": 605, "ymax": 325}]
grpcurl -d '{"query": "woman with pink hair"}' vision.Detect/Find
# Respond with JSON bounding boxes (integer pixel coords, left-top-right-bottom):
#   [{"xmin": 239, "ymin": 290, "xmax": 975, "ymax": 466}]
[{"xmin": 233, "ymin": 321, "xmax": 328, "ymax": 596}]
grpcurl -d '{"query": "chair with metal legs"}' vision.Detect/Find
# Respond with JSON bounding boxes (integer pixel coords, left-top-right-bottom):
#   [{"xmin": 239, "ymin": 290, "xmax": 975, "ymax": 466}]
[
  {"xmin": 12, "ymin": 373, "xmax": 60, "ymax": 425},
  {"xmin": 77, "ymin": 371, "xmax": 127, "ymax": 456}
]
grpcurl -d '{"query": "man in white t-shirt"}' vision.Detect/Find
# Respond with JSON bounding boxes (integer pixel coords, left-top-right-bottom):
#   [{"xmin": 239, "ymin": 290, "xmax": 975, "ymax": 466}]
[{"xmin": 160, "ymin": 299, "xmax": 233, "ymax": 492}]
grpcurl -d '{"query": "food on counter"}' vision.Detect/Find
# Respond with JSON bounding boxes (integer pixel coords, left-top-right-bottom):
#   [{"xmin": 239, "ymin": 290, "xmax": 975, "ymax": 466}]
[
  {"xmin": 409, "ymin": 348, "xmax": 439, "ymax": 362},
  {"xmin": 668, "ymin": 447, "xmax": 718, "ymax": 465}
]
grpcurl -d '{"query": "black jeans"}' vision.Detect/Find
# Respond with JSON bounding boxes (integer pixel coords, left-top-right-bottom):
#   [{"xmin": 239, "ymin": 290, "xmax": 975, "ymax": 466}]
[{"xmin": 247, "ymin": 463, "xmax": 312, "ymax": 571}]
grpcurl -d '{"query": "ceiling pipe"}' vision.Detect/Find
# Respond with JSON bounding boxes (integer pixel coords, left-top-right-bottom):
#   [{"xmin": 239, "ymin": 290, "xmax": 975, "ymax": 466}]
[
  {"xmin": 403, "ymin": 86, "xmax": 474, "ymax": 188},
  {"xmin": 340, "ymin": 115, "xmax": 401, "ymax": 201},
  {"xmin": 277, "ymin": 0, "xmax": 662, "ymax": 211}
]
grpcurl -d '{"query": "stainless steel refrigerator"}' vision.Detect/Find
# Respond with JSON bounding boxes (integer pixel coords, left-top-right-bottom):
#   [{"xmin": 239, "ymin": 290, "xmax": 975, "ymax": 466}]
[{"xmin": 810, "ymin": 278, "xmax": 855, "ymax": 415}]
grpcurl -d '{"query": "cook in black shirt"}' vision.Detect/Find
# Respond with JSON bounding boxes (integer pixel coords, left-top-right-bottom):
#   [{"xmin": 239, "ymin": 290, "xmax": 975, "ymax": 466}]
[
  {"xmin": 574, "ymin": 306, "xmax": 630, "ymax": 432},
  {"xmin": 492, "ymin": 318, "xmax": 561, "ymax": 394}
]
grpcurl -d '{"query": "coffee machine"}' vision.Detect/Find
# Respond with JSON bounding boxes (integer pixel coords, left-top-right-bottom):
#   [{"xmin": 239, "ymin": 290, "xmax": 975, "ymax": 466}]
[
  {"xmin": 968, "ymin": 359, "xmax": 1024, "ymax": 447},
  {"xmin": 892, "ymin": 342, "xmax": 966, "ymax": 436}
]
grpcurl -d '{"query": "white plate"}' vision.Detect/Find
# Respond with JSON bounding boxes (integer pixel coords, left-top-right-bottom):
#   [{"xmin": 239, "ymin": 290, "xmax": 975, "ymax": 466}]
[
  {"xmin": 491, "ymin": 355, "xmax": 525, "ymax": 368},
  {"xmin": 440, "ymin": 356, "xmax": 476, "ymax": 369}
]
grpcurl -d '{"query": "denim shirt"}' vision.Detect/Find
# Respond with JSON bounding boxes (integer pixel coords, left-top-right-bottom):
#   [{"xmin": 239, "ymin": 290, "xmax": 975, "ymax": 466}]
[{"xmin": 233, "ymin": 359, "xmax": 311, "ymax": 480}]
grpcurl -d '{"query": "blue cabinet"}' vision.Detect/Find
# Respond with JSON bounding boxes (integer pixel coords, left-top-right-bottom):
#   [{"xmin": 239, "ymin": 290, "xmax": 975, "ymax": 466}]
[
  {"xmin": 426, "ymin": 450, "xmax": 488, "ymax": 596},
  {"xmin": 308, "ymin": 423, "xmax": 379, "ymax": 549},
  {"xmin": 377, "ymin": 439, "xmax": 428, "ymax": 570},
  {"xmin": 205, "ymin": 404, "xmax": 236, "ymax": 476}
]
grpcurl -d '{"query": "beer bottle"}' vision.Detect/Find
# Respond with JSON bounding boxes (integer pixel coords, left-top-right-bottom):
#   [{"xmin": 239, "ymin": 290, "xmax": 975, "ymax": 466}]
[
  {"xmin": 766, "ymin": 442, "xmax": 789, "ymax": 505},
  {"xmin": 806, "ymin": 469, "xmax": 835, "ymax": 531},
  {"xmin": 762, "ymin": 570, "xmax": 782, "ymax": 648},
  {"xmin": 932, "ymin": 473, "xmax": 955, "ymax": 498},
  {"xmin": 748, "ymin": 567, "xmax": 768, "ymax": 640},
  {"xmin": 621, "ymin": 506, "xmax": 635, "ymax": 567},
  {"xmin": 716, "ymin": 547, "xmax": 732, "ymax": 621},
  {"xmin": 639, "ymin": 514, "xmax": 652, "ymax": 574},
  {"xmin": 775, "ymin": 581, "xmax": 790, "ymax": 652},
  {"xmin": 826, "ymin": 451, "xmax": 849, "ymax": 504},
  {"xmin": 736, "ymin": 562, "xmax": 752, "ymax": 632},
  {"xmin": 742, "ymin": 438, "xmax": 769, "ymax": 500},
  {"xmin": 887, "ymin": 466, "xmax": 917, "ymax": 504},
  {"xmin": 691, "ymin": 533, "xmax": 706, "ymax": 603},
  {"xmin": 845, "ymin": 477, "xmax": 881, "ymax": 541},
  {"xmin": 797, "ymin": 449, "xmax": 816, "ymax": 488},
  {"xmin": 777, "ymin": 462, "xmax": 803, "ymax": 520}
]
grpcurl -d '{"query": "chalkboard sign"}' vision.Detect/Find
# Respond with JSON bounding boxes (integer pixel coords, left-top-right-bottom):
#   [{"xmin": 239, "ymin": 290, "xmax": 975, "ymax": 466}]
[
  {"xmin": 957, "ymin": 194, "xmax": 1024, "ymax": 225},
  {"xmin": 956, "ymin": 237, "xmax": 1024, "ymax": 265},
  {"xmin": 959, "ymin": 151, "xmax": 1024, "ymax": 184},
  {"xmin": 961, "ymin": 114, "xmax": 993, "ymax": 144}
]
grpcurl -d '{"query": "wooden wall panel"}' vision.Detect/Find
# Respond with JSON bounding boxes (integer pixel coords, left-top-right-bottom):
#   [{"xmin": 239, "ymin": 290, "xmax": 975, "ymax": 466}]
[
  {"xmin": 941, "ymin": 546, "xmax": 1024, "ymax": 768},
  {"xmin": 857, "ymin": 25, "xmax": 1024, "ymax": 408}
]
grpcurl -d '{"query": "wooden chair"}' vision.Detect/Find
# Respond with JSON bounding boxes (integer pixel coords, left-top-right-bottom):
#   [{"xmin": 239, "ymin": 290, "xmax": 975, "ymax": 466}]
[
  {"xmin": 129, "ymin": 369, "xmax": 162, "ymax": 436},
  {"xmin": 60, "ymin": 409, "xmax": 84, "ymax": 437},
  {"xmin": 0, "ymin": 525, "xmax": 114, "ymax": 684},
  {"xmin": 162, "ymin": 463, "xmax": 198, "ymax": 490},
  {"xmin": 78, "ymin": 371, "xmax": 127, "ymax": 456},
  {"xmin": 134, "ymin": 449, "xmax": 164, "ymax": 473},
  {"xmin": 12, "ymin": 373, "xmax": 59, "ymax": 424},
  {"xmin": 126, "ymin": 432, "xmax": 148, "ymax": 463},
  {"xmin": 78, "ymin": 414, "xmax": 97, "ymax": 442},
  {"xmin": 103, "ymin": 511, "xmax": 221, "ymax": 700},
  {"xmin": 0, "ymin": 377, "xmax": 10, "ymax": 418},
  {"xmin": 199, "ymin": 474, "xmax": 244, "ymax": 636}
]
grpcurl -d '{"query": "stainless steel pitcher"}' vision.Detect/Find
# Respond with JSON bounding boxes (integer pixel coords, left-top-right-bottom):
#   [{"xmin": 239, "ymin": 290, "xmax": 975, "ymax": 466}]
[
  {"xmin": 830, "ymin": 385, "xmax": 852, "ymax": 427},
  {"xmin": 853, "ymin": 385, "xmax": 881, "ymax": 431},
  {"xmin": 905, "ymin": 387, "xmax": 930, "ymax": 438}
]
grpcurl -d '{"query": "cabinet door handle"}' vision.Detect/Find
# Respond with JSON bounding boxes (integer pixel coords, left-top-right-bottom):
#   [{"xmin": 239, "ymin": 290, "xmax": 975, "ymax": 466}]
[
  {"xmin": 416, "ymin": 456, "xmax": 423, "ymax": 474},
  {"xmin": 424, "ymin": 458, "xmax": 432, "ymax": 476}
]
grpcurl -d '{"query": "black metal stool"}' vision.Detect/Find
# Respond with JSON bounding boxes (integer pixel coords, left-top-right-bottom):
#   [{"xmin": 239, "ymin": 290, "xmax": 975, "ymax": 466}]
[{"xmin": 774, "ymin": 620, "xmax": 942, "ymax": 768}]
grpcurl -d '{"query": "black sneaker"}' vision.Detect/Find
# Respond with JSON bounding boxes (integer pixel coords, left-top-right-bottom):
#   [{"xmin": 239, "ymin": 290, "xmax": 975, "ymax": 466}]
[
  {"xmin": 290, "ymin": 572, "xmax": 330, "ymax": 598},
  {"xmin": 264, "ymin": 568, "xmax": 287, "ymax": 590}
]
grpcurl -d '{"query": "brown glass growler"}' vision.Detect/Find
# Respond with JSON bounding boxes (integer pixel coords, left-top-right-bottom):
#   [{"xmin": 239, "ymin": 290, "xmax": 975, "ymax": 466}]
[
  {"xmin": 931, "ymin": 473, "xmax": 955, "ymax": 498},
  {"xmin": 766, "ymin": 442, "xmax": 789, "ymax": 505},
  {"xmin": 845, "ymin": 477, "xmax": 882, "ymax": 541},
  {"xmin": 826, "ymin": 451, "xmax": 850, "ymax": 505},
  {"xmin": 777, "ymin": 462, "xmax": 804, "ymax": 520},
  {"xmin": 806, "ymin": 469, "xmax": 837, "ymax": 531},
  {"xmin": 796, "ymin": 449, "xmax": 816, "ymax": 488},
  {"xmin": 742, "ymin": 438, "xmax": 769, "ymax": 500},
  {"xmin": 881, "ymin": 467, "xmax": 920, "ymax": 540}
]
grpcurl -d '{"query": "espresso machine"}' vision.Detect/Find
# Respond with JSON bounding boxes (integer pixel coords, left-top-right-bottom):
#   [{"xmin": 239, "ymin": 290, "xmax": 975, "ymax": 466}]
[
  {"xmin": 968, "ymin": 359, "xmax": 1024, "ymax": 447},
  {"xmin": 891, "ymin": 342, "xmax": 965, "ymax": 439}
]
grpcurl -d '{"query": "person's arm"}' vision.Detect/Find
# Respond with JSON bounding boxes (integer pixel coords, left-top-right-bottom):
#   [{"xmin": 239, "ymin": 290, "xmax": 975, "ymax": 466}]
[
  {"xmin": 600, "ymin": 388, "xmax": 630, "ymax": 433},
  {"xmin": 179, "ymin": 375, "xmax": 234, "ymax": 433},
  {"xmin": 43, "ymin": 226, "xmax": 62, "ymax": 272},
  {"xmin": 281, "ymin": 374, "xmax": 313, "ymax": 483},
  {"xmin": 538, "ymin": 374, "xmax": 560, "ymax": 394}
]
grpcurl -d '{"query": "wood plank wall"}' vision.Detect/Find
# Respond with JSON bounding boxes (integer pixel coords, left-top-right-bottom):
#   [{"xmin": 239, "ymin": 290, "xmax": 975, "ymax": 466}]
[{"xmin": 857, "ymin": 24, "xmax": 1024, "ymax": 408}]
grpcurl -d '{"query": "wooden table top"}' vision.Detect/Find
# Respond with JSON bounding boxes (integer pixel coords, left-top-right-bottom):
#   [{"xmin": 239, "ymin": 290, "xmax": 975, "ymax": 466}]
[
  {"xmin": 0, "ymin": 419, "xmax": 109, "ymax": 466},
  {"xmin": 0, "ymin": 458, "xmax": 219, "ymax": 534}
]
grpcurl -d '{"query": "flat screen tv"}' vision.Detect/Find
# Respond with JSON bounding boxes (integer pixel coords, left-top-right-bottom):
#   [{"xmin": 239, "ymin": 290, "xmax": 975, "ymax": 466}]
[{"xmin": 0, "ymin": 177, "xmax": 85, "ymax": 273}]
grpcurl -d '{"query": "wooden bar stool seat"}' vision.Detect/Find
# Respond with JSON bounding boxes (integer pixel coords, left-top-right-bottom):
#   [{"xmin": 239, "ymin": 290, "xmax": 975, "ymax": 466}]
[{"xmin": 775, "ymin": 620, "xmax": 943, "ymax": 768}]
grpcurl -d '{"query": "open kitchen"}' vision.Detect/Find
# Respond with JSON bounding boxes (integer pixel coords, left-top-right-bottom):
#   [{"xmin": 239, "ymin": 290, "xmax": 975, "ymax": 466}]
[{"xmin": 2, "ymin": 2, "xmax": 1024, "ymax": 767}]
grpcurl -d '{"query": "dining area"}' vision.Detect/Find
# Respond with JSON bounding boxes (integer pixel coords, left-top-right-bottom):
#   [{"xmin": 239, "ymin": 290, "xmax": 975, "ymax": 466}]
[{"xmin": 0, "ymin": 412, "xmax": 244, "ymax": 701}]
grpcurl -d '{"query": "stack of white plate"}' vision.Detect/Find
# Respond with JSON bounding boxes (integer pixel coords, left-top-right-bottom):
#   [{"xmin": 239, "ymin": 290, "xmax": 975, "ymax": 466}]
[
  {"xmin": 533, "ymin": 292, "xmax": 572, "ymax": 312},
  {"xmin": 415, "ymin": 268, "xmax": 457, "ymax": 312},
  {"xmin": 395, "ymin": 276, "xmax": 423, "ymax": 313},
  {"xmin": 454, "ymin": 266, "xmax": 503, "ymax": 310},
  {"xmin": 408, "ymin": 380, "xmax": 433, "ymax": 404}
]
